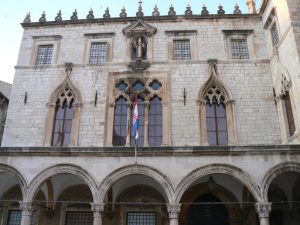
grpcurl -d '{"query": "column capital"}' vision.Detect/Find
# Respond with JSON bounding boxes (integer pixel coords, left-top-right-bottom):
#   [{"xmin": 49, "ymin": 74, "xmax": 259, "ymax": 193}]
[
  {"xmin": 19, "ymin": 201, "xmax": 34, "ymax": 216},
  {"xmin": 255, "ymin": 202, "xmax": 272, "ymax": 218},
  {"xmin": 167, "ymin": 203, "xmax": 181, "ymax": 219},
  {"xmin": 90, "ymin": 203, "xmax": 105, "ymax": 218}
]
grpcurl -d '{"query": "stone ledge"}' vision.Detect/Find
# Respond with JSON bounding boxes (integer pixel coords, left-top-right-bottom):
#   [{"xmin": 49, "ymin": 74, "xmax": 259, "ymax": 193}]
[{"xmin": 0, "ymin": 145, "xmax": 299, "ymax": 157}]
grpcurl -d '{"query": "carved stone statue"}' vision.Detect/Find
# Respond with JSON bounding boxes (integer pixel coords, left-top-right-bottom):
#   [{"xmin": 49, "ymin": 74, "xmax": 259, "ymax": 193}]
[{"xmin": 132, "ymin": 37, "xmax": 146, "ymax": 60}]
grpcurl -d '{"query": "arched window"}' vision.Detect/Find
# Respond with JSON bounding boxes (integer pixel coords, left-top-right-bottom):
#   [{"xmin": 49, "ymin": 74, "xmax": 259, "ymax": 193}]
[
  {"xmin": 283, "ymin": 91, "xmax": 295, "ymax": 136},
  {"xmin": 149, "ymin": 96, "xmax": 162, "ymax": 147},
  {"xmin": 52, "ymin": 100, "xmax": 73, "ymax": 146},
  {"xmin": 205, "ymin": 95, "xmax": 228, "ymax": 145},
  {"xmin": 113, "ymin": 97, "xmax": 128, "ymax": 146},
  {"xmin": 131, "ymin": 97, "xmax": 145, "ymax": 147}
]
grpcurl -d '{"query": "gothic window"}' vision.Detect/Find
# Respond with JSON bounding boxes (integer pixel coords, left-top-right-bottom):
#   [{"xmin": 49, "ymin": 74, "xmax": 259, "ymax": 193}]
[
  {"xmin": 206, "ymin": 95, "xmax": 228, "ymax": 145},
  {"xmin": 283, "ymin": 91, "xmax": 295, "ymax": 136},
  {"xmin": 230, "ymin": 39, "xmax": 249, "ymax": 59},
  {"xmin": 89, "ymin": 42, "xmax": 108, "ymax": 63},
  {"xmin": 131, "ymin": 97, "xmax": 145, "ymax": 147},
  {"xmin": 149, "ymin": 96, "xmax": 163, "ymax": 147},
  {"xmin": 113, "ymin": 97, "xmax": 128, "ymax": 146},
  {"xmin": 65, "ymin": 211, "xmax": 93, "ymax": 225},
  {"xmin": 51, "ymin": 87, "xmax": 75, "ymax": 146},
  {"xmin": 36, "ymin": 44, "xmax": 53, "ymax": 65},
  {"xmin": 173, "ymin": 40, "xmax": 191, "ymax": 60},
  {"xmin": 271, "ymin": 23, "xmax": 280, "ymax": 47},
  {"xmin": 127, "ymin": 212, "xmax": 156, "ymax": 225},
  {"xmin": 108, "ymin": 77, "xmax": 169, "ymax": 147}
]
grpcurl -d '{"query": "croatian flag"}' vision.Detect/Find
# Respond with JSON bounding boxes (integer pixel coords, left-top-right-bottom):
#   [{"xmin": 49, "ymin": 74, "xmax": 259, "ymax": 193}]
[{"xmin": 132, "ymin": 95, "xmax": 139, "ymax": 141}]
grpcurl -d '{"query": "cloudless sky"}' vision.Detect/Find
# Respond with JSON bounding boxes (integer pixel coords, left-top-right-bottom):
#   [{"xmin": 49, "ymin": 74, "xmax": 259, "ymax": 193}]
[{"xmin": 0, "ymin": 0, "xmax": 256, "ymax": 84}]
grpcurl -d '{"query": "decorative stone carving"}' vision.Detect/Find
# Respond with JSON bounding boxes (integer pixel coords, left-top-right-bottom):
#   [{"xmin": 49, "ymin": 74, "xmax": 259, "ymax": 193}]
[
  {"xmin": 103, "ymin": 7, "xmax": 110, "ymax": 18},
  {"xmin": 19, "ymin": 201, "xmax": 34, "ymax": 216},
  {"xmin": 280, "ymin": 74, "xmax": 291, "ymax": 96},
  {"xmin": 23, "ymin": 12, "xmax": 31, "ymax": 23},
  {"xmin": 123, "ymin": 20, "xmax": 157, "ymax": 38},
  {"xmin": 55, "ymin": 10, "xmax": 62, "ymax": 22},
  {"xmin": 185, "ymin": 4, "xmax": 193, "ymax": 16},
  {"xmin": 91, "ymin": 203, "xmax": 105, "ymax": 217},
  {"xmin": 70, "ymin": 9, "xmax": 78, "ymax": 20},
  {"xmin": 168, "ymin": 4, "xmax": 176, "ymax": 16},
  {"xmin": 136, "ymin": 0, "xmax": 144, "ymax": 17},
  {"xmin": 152, "ymin": 5, "xmax": 160, "ymax": 17},
  {"xmin": 201, "ymin": 5, "xmax": 209, "ymax": 15},
  {"xmin": 39, "ymin": 11, "xmax": 46, "ymax": 23},
  {"xmin": 167, "ymin": 204, "xmax": 181, "ymax": 219},
  {"xmin": 65, "ymin": 62, "xmax": 73, "ymax": 76},
  {"xmin": 129, "ymin": 60, "xmax": 150, "ymax": 71},
  {"xmin": 255, "ymin": 202, "xmax": 272, "ymax": 218},
  {"xmin": 217, "ymin": 4, "xmax": 225, "ymax": 15},
  {"xmin": 234, "ymin": 4, "xmax": 242, "ymax": 14},
  {"xmin": 120, "ymin": 7, "xmax": 127, "ymax": 18},
  {"xmin": 86, "ymin": 8, "xmax": 94, "ymax": 20}
]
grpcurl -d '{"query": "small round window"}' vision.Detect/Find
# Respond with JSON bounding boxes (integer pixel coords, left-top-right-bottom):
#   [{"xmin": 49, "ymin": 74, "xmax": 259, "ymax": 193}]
[
  {"xmin": 150, "ymin": 80, "xmax": 161, "ymax": 90},
  {"xmin": 116, "ymin": 81, "xmax": 128, "ymax": 92},
  {"xmin": 133, "ymin": 81, "xmax": 144, "ymax": 91}
]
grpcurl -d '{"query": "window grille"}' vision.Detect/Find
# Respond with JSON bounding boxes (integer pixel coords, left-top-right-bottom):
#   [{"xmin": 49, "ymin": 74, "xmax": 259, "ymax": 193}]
[
  {"xmin": 65, "ymin": 211, "xmax": 93, "ymax": 225},
  {"xmin": 89, "ymin": 42, "xmax": 107, "ymax": 63},
  {"xmin": 173, "ymin": 40, "xmax": 191, "ymax": 60},
  {"xmin": 231, "ymin": 39, "xmax": 249, "ymax": 59},
  {"xmin": 7, "ymin": 210, "xmax": 37, "ymax": 225},
  {"xmin": 36, "ymin": 45, "xmax": 53, "ymax": 65},
  {"xmin": 271, "ymin": 23, "xmax": 280, "ymax": 46},
  {"xmin": 127, "ymin": 212, "xmax": 156, "ymax": 225}
]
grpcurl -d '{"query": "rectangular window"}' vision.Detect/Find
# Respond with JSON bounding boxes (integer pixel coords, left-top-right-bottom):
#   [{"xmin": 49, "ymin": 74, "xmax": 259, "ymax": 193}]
[
  {"xmin": 89, "ymin": 42, "xmax": 107, "ymax": 63},
  {"xmin": 36, "ymin": 44, "xmax": 53, "ymax": 65},
  {"xmin": 127, "ymin": 212, "xmax": 156, "ymax": 225},
  {"xmin": 173, "ymin": 40, "xmax": 191, "ymax": 60},
  {"xmin": 66, "ymin": 211, "xmax": 93, "ymax": 225},
  {"xmin": 7, "ymin": 210, "xmax": 37, "ymax": 225},
  {"xmin": 230, "ymin": 39, "xmax": 249, "ymax": 59},
  {"xmin": 271, "ymin": 23, "xmax": 280, "ymax": 46}
]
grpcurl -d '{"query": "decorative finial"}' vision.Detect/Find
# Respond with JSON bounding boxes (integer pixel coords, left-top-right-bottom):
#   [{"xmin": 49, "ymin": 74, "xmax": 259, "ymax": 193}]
[
  {"xmin": 217, "ymin": 4, "xmax": 225, "ymax": 15},
  {"xmin": 185, "ymin": 3, "xmax": 193, "ymax": 16},
  {"xmin": 234, "ymin": 4, "xmax": 242, "ymax": 14},
  {"xmin": 55, "ymin": 10, "xmax": 62, "ymax": 22},
  {"xmin": 120, "ymin": 6, "xmax": 127, "ymax": 17},
  {"xmin": 87, "ymin": 8, "xmax": 94, "ymax": 20},
  {"xmin": 103, "ymin": 7, "xmax": 110, "ymax": 18},
  {"xmin": 201, "ymin": 5, "xmax": 209, "ymax": 15},
  {"xmin": 23, "ymin": 12, "xmax": 31, "ymax": 23},
  {"xmin": 70, "ymin": 9, "xmax": 78, "ymax": 20},
  {"xmin": 152, "ymin": 5, "xmax": 160, "ymax": 17},
  {"xmin": 136, "ymin": 0, "xmax": 144, "ymax": 17},
  {"xmin": 39, "ymin": 11, "xmax": 46, "ymax": 23},
  {"xmin": 168, "ymin": 4, "xmax": 176, "ymax": 16}
]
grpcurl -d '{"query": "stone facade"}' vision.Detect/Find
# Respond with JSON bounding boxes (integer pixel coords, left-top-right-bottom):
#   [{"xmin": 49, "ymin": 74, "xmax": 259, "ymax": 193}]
[
  {"xmin": 0, "ymin": 81, "xmax": 11, "ymax": 146},
  {"xmin": 1, "ymin": 1, "xmax": 300, "ymax": 225}
]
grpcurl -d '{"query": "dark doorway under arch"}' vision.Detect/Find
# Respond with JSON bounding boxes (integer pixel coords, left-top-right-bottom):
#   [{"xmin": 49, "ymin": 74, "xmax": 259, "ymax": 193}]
[{"xmin": 187, "ymin": 194, "xmax": 229, "ymax": 225}]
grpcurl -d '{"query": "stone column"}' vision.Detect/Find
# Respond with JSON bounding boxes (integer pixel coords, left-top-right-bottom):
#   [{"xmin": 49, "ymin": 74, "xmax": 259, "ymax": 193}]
[
  {"xmin": 126, "ymin": 102, "xmax": 132, "ymax": 146},
  {"xmin": 167, "ymin": 204, "xmax": 181, "ymax": 225},
  {"xmin": 144, "ymin": 101, "xmax": 150, "ymax": 147},
  {"xmin": 255, "ymin": 202, "xmax": 272, "ymax": 225},
  {"xmin": 19, "ymin": 202, "xmax": 34, "ymax": 225},
  {"xmin": 91, "ymin": 203, "xmax": 104, "ymax": 225}
]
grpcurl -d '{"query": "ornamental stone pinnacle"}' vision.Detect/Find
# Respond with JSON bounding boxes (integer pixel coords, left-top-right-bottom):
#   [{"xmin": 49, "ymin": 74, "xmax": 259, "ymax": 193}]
[
  {"xmin": 152, "ymin": 5, "xmax": 160, "ymax": 17},
  {"xmin": 201, "ymin": 5, "xmax": 209, "ymax": 15},
  {"xmin": 39, "ymin": 11, "xmax": 46, "ymax": 23},
  {"xmin": 185, "ymin": 3, "xmax": 193, "ymax": 16},
  {"xmin": 70, "ymin": 9, "xmax": 78, "ymax": 20},
  {"xmin": 234, "ymin": 4, "xmax": 242, "ymax": 14},
  {"xmin": 55, "ymin": 10, "xmax": 62, "ymax": 22},
  {"xmin": 136, "ymin": 0, "xmax": 144, "ymax": 17},
  {"xmin": 23, "ymin": 12, "xmax": 31, "ymax": 23},
  {"xmin": 217, "ymin": 4, "xmax": 225, "ymax": 15},
  {"xmin": 86, "ymin": 8, "xmax": 94, "ymax": 20},
  {"xmin": 120, "ymin": 7, "xmax": 127, "ymax": 18},
  {"xmin": 168, "ymin": 4, "xmax": 176, "ymax": 16},
  {"xmin": 103, "ymin": 7, "xmax": 110, "ymax": 18}
]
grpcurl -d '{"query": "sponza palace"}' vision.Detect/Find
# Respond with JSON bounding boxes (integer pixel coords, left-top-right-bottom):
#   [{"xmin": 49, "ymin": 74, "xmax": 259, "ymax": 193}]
[{"xmin": 0, "ymin": 0, "xmax": 300, "ymax": 225}]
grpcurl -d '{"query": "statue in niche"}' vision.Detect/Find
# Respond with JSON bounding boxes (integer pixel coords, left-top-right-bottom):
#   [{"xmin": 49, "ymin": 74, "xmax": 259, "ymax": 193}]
[{"xmin": 131, "ymin": 36, "xmax": 147, "ymax": 61}]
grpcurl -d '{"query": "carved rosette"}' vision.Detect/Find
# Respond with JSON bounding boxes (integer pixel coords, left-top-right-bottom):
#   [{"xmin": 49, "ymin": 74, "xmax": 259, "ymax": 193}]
[
  {"xmin": 167, "ymin": 203, "xmax": 181, "ymax": 219},
  {"xmin": 255, "ymin": 202, "xmax": 272, "ymax": 218},
  {"xmin": 91, "ymin": 203, "xmax": 105, "ymax": 218},
  {"xmin": 19, "ymin": 201, "xmax": 34, "ymax": 216}
]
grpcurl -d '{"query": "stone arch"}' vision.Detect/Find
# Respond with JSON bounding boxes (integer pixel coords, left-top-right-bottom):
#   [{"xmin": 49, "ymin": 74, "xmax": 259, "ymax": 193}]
[
  {"xmin": 27, "ymin": 164, "xmax": 98, "ymax": 202},
  {"xmin": 0, "ymin": 164, "xmax": 27, "ymax": 200},
  {"xmin": 175, "ymin": 164, "xmax": 262, "ymax": 203},
  {"xmin": 198, "ymin": 64, "xmax": 236, "ymax": 145},
  {"xmin": 98, "ymin": 164, "xmax": 174, "ymax": 203},
  {"xmin": 262, "ymin": 162, "xmax": 300, "ymax": 201},
  {"xmin": 44, "ymin": 78, "xmax": 82, "ymax": 147}
]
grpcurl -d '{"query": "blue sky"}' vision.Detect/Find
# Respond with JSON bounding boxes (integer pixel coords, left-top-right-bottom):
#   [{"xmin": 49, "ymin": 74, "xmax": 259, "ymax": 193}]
[{"xmin": 0, "ymin": 0, "xmax": 255, "ymax": 83}]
